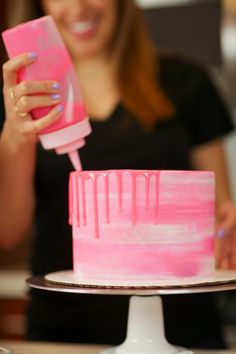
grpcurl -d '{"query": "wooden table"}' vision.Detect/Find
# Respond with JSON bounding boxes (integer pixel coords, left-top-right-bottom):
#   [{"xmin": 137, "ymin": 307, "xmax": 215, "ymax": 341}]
[
  {"xmin": 0, "ymin": 341, "xmax": 109, "ymax": 354},
  {"xmin": 1, "ymin": 341, "xmax": 236, "ymax": 354}
]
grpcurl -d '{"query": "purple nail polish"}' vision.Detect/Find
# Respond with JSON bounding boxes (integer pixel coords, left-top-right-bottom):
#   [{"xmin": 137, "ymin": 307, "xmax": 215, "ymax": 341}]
[
  {"xmin": 51, "ymin": 93, "xmax": 61, "ymax": 100},
  {"xmin": 28, "ymin": 52, "xmax": 37, "ymax": 60},
  {"xmin": 216, "ymin": 229, "xmax": 225, "ymax": 239},
  {"xmin": 52, "ymin": 82, "xmax": 61, "ymax": 90},
  {"xmin": 56, "ymin": 104, "xmax": 64, "ymax": 112}
]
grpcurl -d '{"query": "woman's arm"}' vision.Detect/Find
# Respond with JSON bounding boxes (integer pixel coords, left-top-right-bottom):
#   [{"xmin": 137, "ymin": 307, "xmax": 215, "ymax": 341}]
[
  {"xmin": 190, "ymin": 138, "xmax": 236, "ymax": 269},
  {"xmin": 0, "ymin": 53, "xmax": 62, "ymax": 249},
  {"xmin": 0, "ymin": 128, "xmax": 36, "ymax": 248}
]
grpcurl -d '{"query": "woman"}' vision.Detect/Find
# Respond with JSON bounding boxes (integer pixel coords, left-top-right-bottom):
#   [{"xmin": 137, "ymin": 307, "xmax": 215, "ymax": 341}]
[{"xmin": 0, "ymin": 0, "xmax": 236, "ymax": 348}]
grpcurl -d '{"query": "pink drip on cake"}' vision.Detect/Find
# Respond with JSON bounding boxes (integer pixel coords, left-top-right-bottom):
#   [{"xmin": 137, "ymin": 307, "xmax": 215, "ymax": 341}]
[{"xmin": 69, "ymin": 170, "xmax": 215, "ymax": 280}]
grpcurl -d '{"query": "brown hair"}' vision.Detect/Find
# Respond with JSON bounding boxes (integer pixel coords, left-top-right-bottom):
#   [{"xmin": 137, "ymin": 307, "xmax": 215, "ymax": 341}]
[
  {"xmin": 6, "ymin": 0, "xmax": 175, "ymax": 129},
  {"xmin": 115, "ymin": 0, "xmax": 175, "ymax": 129}
]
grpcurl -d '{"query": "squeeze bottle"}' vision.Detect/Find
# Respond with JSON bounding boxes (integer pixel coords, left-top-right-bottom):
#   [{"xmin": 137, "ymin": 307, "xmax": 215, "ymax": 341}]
[{"xmin": 2, "ymin": 15, "xmax": 91, "ymax": 170}]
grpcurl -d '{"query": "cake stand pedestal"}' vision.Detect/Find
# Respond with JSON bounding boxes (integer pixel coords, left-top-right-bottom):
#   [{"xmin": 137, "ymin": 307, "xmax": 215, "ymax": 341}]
[{"xmin": 26, "ymin": 270, "xmax": 236, "ymax": 354}]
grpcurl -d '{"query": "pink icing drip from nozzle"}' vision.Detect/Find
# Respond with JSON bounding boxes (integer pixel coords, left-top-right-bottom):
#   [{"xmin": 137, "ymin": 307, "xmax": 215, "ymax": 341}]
[
  {"xmin": 91, "ymin": 173, "xmax": 99, "ymax": 239},
  {"xmin": 104, "ymin": 173, "xmax": 110, "ymax": 223},
  {"xmin": 117, "ymin": 171, "xmax": 123, "ymax": 212},
  {"xmin": 70, "ymin": 170, "xmax": 161, "ymax": 238},
  {"xmin": 154, "ymin": 172, "xmax": 160, "ymax": 224},
  {"xmin": 68, "ymin": 150, "xmax": 82, "ymax": 171}
]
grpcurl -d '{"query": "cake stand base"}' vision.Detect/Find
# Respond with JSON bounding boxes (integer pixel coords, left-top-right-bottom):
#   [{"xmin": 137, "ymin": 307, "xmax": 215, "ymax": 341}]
[
  {"xmin": 101, "ymin": 348, "xmax": 192, "ymax": 354},
  {"xmin": 100, "ymin": 295, "xmax": 192, "ymax": 354},
  {"xmin": 26, "ymin": 271, "xmax": 236, "ymax": 354}
]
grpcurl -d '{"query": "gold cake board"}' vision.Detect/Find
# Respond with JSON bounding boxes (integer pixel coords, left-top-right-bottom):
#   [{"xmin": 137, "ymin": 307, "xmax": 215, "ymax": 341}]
[{"xmin": 45, "ymin": 269, "xmax": 236, "ymax": 289}]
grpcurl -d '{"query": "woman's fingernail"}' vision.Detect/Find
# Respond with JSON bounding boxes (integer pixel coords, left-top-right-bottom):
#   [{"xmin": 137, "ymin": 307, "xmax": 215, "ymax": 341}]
[
  {"xmin": 55, "ymin": 104, "xmax": 64, "ymax": 113},
  {"xmin": 28, "ymin": 52, "xmax": 37, "ymax": 60},
  {"xmin": 51, "ymin": 93, "xmax": 61, "ymax": 100},
  {"xmin": 216, "ymin": 229, "xmax": 225, "ymax": 239},
  {"xmin": 52, "ymin": 82, "xmax": 61, "ymax": 90}
]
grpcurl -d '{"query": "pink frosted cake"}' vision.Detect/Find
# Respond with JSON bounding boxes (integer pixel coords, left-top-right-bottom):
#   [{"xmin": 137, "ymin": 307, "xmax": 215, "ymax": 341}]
[{"xmin": 69, "ymin": 170, "xmax": 215, "ymax": 280}]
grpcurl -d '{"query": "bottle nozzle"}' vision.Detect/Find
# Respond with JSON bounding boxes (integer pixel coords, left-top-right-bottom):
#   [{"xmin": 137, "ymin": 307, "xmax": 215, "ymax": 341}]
[
  {"xmin": 54, "ymin": 139, "xmax": 85, "ymax": 170},
  {"xmin": 68, "ymin": 150, "xmax": 82, "ymax": 171},
  {"xmin": 39, "ymin": 118, "xmax": 91, "ymax": 171}
]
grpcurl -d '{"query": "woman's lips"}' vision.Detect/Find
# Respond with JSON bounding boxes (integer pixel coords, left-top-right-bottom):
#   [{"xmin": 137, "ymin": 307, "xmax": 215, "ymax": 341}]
[{"xmin": 69, "ymin": 20, "xmax": 98, "ymax": 39}]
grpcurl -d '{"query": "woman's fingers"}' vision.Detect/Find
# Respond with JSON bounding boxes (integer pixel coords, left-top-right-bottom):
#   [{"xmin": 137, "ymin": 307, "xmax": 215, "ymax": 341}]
[
  {"xmin": 216, "ymin": 201, "xmax": 236, "ymax": 247},
  {"xmin": 229, "ymin": 239, "xmax": 236, "ymax": 269},
  {"xmin": 15, "ymin": 92, "xmax": 61, "ymax": 116},
  {"xmin": 11, "ymin": 80, "xmax": 61, "ymax": 101},
  {"xmin": 215, "ymin": 238, "xmax": 227, "ymax": 268},
  {"xmin": 2, "ymin": 52, "xmax": 37, "ymax": 87},
  {"xmin": 215, "ymin": 201, "xmax": 236, "ymax": 270},
  {"xmin": 19, "ymin": 104, "xmax": 64, "ymax": 135},
  {"xmin": 2, "ymin": 53, "xmax": 62, "ymax": 122},
  {"xmin": 1, "ymin": 53, "xmax": 65, "ymax": 147},
  {"xmin": 215, "ymin": 235, "xmax": 233, "ymax": 270}
]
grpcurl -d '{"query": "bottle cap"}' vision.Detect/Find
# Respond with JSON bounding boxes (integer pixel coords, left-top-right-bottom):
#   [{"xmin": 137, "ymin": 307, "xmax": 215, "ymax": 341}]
[{"xmin": 39, "ymin": 117, "xmax": 91, "ymax": 170}]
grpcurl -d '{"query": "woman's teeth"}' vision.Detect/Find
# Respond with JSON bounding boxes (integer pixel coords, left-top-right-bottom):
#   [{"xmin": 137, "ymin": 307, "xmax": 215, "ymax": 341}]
[{"xmin": 71, "ymin": 21, "xmax": 96, "ymax": 34}]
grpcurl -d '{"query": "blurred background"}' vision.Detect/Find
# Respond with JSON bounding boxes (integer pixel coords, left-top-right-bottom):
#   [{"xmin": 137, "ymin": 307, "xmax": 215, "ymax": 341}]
[{"xmin": 0, "ymin": 0, "xmax": 236, "ymax": 347}]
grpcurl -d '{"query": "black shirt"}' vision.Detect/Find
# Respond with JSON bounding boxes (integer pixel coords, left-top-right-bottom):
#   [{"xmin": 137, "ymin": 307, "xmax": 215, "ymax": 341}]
[
  {"xmin": 0, "ymin": 55, "xmax": 234, "ymax": 347},
  {"xmin": 33, "ymin": 55, "xmax": 233, "ymax": 277}
]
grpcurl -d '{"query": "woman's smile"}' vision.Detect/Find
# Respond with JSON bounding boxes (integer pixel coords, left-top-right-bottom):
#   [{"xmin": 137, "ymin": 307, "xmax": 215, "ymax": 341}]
[{"xmin": 41, "ymin": 0, "xmax": 117, "ymax": 58}]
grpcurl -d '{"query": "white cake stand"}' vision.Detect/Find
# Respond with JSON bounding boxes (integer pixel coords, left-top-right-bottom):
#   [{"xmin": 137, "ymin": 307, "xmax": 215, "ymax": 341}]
[{"xmin": 26, "ymin": 270, "xmax": 236, "ymax": 354}]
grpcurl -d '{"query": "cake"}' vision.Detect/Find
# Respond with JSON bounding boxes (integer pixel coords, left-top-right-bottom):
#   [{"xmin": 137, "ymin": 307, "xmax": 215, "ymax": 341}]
[{"xmin": 69, "ymin": 170, "xmax": 215, "ymax": 280}]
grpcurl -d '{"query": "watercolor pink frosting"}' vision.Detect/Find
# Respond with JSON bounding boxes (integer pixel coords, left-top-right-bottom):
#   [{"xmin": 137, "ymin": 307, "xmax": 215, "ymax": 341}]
[{"xmin": 69, "ymin": 170, "xmax": 215, "ymax": 280}]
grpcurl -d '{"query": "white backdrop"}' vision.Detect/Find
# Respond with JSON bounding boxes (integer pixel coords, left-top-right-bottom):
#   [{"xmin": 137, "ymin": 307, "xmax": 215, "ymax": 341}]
[{"xmin": 136, "ymin": 0, "xmax": 208, "ymax": 8}]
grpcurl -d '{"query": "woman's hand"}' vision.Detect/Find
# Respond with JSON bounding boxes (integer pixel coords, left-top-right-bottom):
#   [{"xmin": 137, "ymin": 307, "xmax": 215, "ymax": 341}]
[
  {"xmin": 2, "ymin": 52, "xmax": 63, "ymax": 150},
  {"xmin": 190, "ymin": 139, "xmax": 236, "ymax": 271},
  {"xmin": 215, "ymin": 200, "xmax": 236, "ymax": 270}
]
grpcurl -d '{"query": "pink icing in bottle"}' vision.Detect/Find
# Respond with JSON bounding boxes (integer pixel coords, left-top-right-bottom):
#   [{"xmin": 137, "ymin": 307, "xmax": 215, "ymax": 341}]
[{"xmin": 2, "ymin": 15, "xmax": 91, "ymax": 170}]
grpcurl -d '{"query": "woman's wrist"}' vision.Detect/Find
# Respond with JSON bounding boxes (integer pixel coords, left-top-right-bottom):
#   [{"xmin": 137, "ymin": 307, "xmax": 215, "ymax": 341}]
[{"xmin": 0, "ymin": 119, "xmax": 38, "ymax": 155}]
